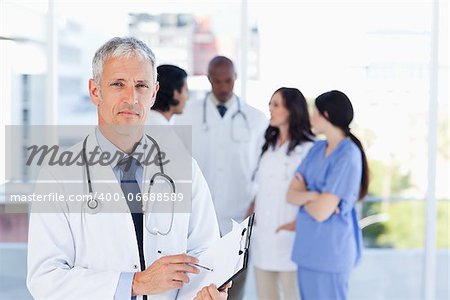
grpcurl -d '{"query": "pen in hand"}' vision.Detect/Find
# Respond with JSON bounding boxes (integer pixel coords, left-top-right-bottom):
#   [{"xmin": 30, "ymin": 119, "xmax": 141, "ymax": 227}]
[{"xmin": 157, "ymin": 250, "xmax": 214, "ymax": 272}]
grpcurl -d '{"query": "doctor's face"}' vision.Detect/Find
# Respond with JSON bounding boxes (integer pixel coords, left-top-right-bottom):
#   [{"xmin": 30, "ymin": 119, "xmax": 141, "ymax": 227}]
[
  {"xmin": 89, "ymin": 55, "xmax": 159, "ymax": 127},
  {"xmin": 269, "ymin": 92, "xmax": 290, "ymax": 129},
  {"xmin": 208, "ymin": 64, "xmax": 236, "ymax": 103}
]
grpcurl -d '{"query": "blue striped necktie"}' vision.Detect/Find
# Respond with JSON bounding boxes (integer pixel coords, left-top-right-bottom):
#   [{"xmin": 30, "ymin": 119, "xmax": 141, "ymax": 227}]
[{"xmin": 117, "ymin": 157, "xmax": 147, "ymax": 299}]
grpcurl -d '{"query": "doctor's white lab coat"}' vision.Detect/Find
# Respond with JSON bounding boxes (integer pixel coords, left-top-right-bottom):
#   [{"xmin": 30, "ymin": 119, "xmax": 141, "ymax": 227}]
[
  {"xmin": 26, "ymin": 130, "xmax": 220, "ymax": 300},
  {"xmin": 251, "ymin": 141, "xmax": 313, "ymax": 271},
  {"xmin": 146, "ymin": 109, "xmax": 176, "ymax": 126}
]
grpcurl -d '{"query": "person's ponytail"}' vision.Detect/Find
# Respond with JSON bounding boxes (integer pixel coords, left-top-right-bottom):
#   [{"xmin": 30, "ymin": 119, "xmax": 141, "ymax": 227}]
[
  {"xmin": 348, "ymin": 132, "xmax": 369, "ymax": 201},
  {"xmin": 316, "ymin": 90, "xmax": 370, "ymax": 201}
]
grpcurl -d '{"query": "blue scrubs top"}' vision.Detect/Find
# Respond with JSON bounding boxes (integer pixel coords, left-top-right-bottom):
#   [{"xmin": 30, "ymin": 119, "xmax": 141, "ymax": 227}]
[{"xmin": 292, "ymin": 138, "xmax": 363, "ymax": 274}]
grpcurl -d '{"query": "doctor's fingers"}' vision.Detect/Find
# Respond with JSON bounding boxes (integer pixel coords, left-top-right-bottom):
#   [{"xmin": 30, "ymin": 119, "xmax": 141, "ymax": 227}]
[
  {"xmin": 194, "ymin": 287, "xmax": 213, "ymax": 300},
  {"xmin": 168, "ymin": 263, "xmax": 199, "ymax": 275},
  {"xmin": 219, "ymin": 281, "xmax": 232, "ymax": 292},
  {"xmin": 206, "ymin": 284, "xmax": 221, "ymax": 299},
  {"xmin": 195, "ymin": 284, "xmax": 221, "ymax": 300},
  {"xmin": 171, "ymin": 271, "xmax": 190, "ymax": 283},
  {"xmin": 168, "ymin": 280, "xmax": 184, "ymax": 290},
  {"xmin": 159, "ymin": 253, "xmax": 199, "ymax": 265}
]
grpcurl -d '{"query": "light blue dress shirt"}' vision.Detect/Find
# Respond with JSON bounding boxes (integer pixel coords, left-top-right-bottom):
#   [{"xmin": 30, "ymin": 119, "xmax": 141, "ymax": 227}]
[
  {"xmin": 95, "ymin": 128, "xmax": 145, "ymax": 300},
  {"xmin": 292, "ymin": 138, "xmax": 363, "ymax": 274}
]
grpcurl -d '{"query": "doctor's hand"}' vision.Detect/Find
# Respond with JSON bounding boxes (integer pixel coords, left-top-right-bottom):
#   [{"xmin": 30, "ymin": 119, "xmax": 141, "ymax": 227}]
[
  {"xmin": 194, "ymin": 282, "xmax": 232, "ymax": 300},
  {"xmin": 131, "ymin": 254, "xmax": 200, "ymax": 296}
]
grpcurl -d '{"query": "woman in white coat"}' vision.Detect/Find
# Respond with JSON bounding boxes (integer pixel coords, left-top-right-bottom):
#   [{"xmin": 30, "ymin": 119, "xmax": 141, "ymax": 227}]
[{"xmin": 249, "ymin": 87, "xmax": 314, "ymax": 300}]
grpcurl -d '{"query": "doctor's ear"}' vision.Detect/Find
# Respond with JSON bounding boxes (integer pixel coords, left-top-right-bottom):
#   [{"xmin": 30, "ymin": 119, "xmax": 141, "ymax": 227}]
[
  {"xmin": 89, "ymin": 79, "xmax": 101, "ymax": 106},
  {"xmin": 149, "ymin": 81, "xmax": 159, "ymax": 107}
]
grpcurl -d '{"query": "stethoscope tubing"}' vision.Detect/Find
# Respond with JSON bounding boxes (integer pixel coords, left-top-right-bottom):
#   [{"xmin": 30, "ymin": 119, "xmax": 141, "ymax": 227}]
[
  {"xmin": 81, "ymin": 134, "xmax": 175, "ymax": 235},
  {"xmin": 202, "ymin": 92, "xmax": 251, "ymax": 141},
  {"xmin": 202, "ymin": 92, "xmax": 246, "ymax": 127}
]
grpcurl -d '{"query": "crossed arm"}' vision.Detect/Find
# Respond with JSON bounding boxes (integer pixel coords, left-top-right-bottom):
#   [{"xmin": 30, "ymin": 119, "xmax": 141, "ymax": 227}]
[{"xmin": 287, "ymin": 173, "xmax": 340, "ymax": 222}]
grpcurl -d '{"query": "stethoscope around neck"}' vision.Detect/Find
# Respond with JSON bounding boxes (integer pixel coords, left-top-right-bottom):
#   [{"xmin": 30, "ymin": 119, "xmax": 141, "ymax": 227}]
[
  {"xmin": 82, "ymin": 134, "xmax": 175, "ymax": 236},
  {"xmin": 202, "ymin": 92, "xmax": 251, "ymax": 142}
]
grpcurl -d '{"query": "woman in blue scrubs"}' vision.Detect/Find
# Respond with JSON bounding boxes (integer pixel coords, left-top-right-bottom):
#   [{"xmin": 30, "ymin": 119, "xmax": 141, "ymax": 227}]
[{"xmin": 287, "ymin": 90, "xmax": 369, "ymax": 300}]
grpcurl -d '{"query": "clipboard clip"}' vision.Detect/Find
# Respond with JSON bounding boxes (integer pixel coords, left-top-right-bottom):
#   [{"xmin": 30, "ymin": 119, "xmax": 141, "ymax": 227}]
[
  {"xmin": 238, "ymin": 213, "xmax": 255, "ymax": 256},
  {"xmin": 238, "ymin": 228, "xmax": 247, "ymax": 255}
]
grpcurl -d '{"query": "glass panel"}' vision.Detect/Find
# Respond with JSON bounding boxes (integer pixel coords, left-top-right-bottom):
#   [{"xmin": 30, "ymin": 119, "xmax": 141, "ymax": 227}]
[
  {"xmin": 1, "ymin": 2, "xmax": 49, "ymax": 298},
  {"xmin": 436, "ymin": 2, "xmax": 449, "ymax": 298}
]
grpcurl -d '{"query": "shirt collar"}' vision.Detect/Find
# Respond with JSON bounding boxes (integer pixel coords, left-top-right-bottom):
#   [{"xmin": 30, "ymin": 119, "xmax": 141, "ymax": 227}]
[
  {"xmin": 210, "ymin": 93, "xmax": 236, "ymax": 109},
  {"xmin": 95, "ymin": 127, "xmax": 148, "ymax": 169}
]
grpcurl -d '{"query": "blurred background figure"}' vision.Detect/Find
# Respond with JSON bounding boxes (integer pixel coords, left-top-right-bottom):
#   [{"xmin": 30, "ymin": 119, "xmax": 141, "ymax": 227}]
[
  {"xmin": 287, "ymin": 90, "xmax": 369, "ymax": 300},
  {"xmin": 176, "ymin": 56, "xmax": 267, "ymax": 299},
  {"xmin": 249, "ymin": 87, "xmax": 314, "ymax": 300},
  {"xmin": 147, "ymin": 64, "xmax": 188, "ymax": 125}
]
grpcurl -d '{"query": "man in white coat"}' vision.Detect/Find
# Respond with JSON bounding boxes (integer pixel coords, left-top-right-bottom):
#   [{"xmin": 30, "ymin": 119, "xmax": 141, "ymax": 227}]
[
  {"xmin": 27, "ymin": 37, "xmax": 229, "ymax": 300},
  {"xmin": 176, "ymin": 56, "xmax": 267, "ymax": 299}
]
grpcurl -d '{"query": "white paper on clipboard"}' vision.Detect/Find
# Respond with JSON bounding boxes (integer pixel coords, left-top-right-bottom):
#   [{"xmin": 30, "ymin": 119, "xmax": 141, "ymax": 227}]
[{"xmin": 176, "ymin": 216, "xmax": 251, "ymax": 300}]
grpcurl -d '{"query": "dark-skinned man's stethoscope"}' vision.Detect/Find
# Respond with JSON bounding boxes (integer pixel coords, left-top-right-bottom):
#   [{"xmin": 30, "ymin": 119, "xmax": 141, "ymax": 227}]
[{"xmin": 202, "ymin": 92, "xmax": 251, "ymax": 142}]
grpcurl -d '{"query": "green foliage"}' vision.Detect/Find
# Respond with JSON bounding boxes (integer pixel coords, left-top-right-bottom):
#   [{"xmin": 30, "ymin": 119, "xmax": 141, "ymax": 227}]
[
  {"xmin": 436, "ymin": 201, "xmax": 449, "ymax": 249},
  {"xmin": 362, "ymin": 201, "xmax": 449, "ymax": 249},
  {"xmin": 367, "ymin": 159, "xmax": 411, "ymax": 197}
]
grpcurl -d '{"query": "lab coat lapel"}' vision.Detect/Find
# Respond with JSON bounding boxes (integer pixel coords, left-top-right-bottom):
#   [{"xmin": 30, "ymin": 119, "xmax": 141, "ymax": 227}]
[
  {"xmin": 223, "ymin": 97, "xmax": 238, "ymax": 121},
  {"xmin": 206, "ymin": 94, "xmax": 223, "ymax": 122}
]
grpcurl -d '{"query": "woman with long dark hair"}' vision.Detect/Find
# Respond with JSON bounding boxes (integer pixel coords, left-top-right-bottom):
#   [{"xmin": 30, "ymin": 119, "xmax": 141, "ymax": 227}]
[
  {"xmin": 287, "ymin": 90, "xmax": 369, "ymax": 300},
  {"xmin": 250, "ymin": 87, "xmax": 314, "ymax": 299}
]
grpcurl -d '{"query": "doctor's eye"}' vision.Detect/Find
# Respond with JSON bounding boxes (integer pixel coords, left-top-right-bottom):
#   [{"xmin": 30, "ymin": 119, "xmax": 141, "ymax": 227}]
[
  {"xmin": 136, "ymin": 83, "xmax": 149, "ymax": 89},
  {"xmin": 110, "ymin": 82, "xmax": 124, "ymax": 87}
]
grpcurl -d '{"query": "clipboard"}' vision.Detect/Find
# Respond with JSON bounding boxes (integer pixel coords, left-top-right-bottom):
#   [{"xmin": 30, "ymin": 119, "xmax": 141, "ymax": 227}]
[
  {"xmin": 218, "ymin": 212, "xmax": 255, "ymax": 290},
  {"xmin": 176, "ymin": 213, "xmax": 256, "ymax": 299}
]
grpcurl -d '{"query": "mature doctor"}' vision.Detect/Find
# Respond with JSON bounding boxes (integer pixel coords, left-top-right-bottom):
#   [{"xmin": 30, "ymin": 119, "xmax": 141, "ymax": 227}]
[
  {"xmin": 27, "ymin": 37, "xmax": 229, "ymax": 300},
  {"xmin": 176, "ymin": 56, "xmax": 267, "ymax": 299}
]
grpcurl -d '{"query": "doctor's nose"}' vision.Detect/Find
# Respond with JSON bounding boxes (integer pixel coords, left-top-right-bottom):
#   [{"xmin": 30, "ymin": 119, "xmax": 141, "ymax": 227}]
[{"xmin": 123, "ymin": 87, "xmax": 139, "ymax": 104}]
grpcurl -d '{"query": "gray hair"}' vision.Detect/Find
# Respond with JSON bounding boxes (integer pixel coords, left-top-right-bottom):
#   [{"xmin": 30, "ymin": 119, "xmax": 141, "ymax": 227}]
[{"xmin": 92, "ymin": 37, "xmax": 157, "ymax": 84}]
